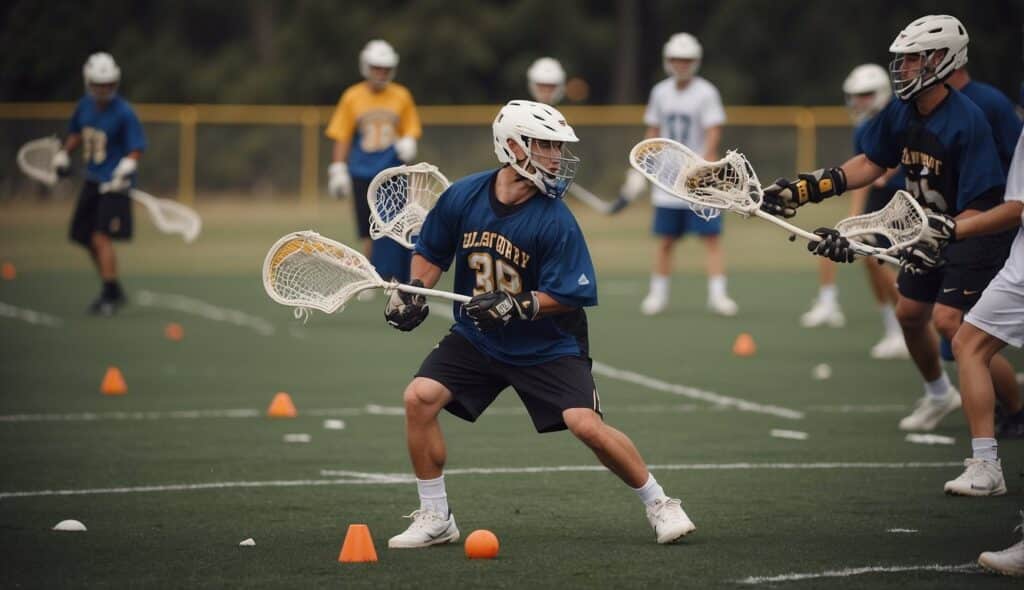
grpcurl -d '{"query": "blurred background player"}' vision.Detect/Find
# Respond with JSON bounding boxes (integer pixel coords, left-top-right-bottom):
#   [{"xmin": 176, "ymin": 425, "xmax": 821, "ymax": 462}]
[
  {"xmin": 526, "ymin": 57, "xmax": 565, "ymax": 106},
  {"xmin": 384, "ymin": 100, "xmax": 696, "ymax": 548},
  {"xmin": 801, "ymin": 64, "xmax": 908, "ymax": 360},
  {"xmin": 638, "ymin": 33, "xmax": 736, "ymax": 317},
  {"xmin": 325, "ymin": 39, "xmax": 422, "ymax": 283},
  {"xmin": 53, "ymin": 52, "xmax": 145, "ymax": 316}
]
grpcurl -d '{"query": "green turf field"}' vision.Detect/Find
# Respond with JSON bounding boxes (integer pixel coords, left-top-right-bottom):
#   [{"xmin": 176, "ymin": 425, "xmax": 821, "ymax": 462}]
[{"xmin": 1, "ymin": 199, "xmax": 1022, "ymax": 588}]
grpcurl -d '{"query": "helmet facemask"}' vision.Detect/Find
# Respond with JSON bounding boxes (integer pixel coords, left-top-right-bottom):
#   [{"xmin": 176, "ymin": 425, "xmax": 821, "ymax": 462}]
[
  {"xmin": 508, "ymin": 137, "xmax": 580, "ymax": 200},
  {"xmin": 889, "ymin": 49, "xmax": 947, "ymax": 101}
]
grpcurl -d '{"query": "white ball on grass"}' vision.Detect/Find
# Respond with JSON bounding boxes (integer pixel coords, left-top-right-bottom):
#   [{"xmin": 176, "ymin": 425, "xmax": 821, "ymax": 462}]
[{"xmin": 812, "ymin": 363, "xmax": 832, "ymax": 380}]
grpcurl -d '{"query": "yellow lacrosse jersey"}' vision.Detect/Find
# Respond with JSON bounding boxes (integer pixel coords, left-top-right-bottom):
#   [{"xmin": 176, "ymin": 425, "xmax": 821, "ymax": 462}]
[{"xmin": 325, "ymin": 81, "xmax": 422, "ymax": 179}]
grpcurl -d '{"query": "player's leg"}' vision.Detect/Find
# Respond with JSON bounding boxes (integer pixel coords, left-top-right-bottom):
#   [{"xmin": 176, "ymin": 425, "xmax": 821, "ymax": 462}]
[
  {"xmin": 801, "ymin": 257, "xmax": 845, "ymax": 328},
  {"xmin": 351, "ymin": 176, "xmax": 374, "ymax": 258},
  {"xmin": 691, "ymin": 212, "xmax": 737, "ymax": 317},
  {"xmin": 642, "ymin": 207, "xmax": 684, "ymax": 315},
  {"xmin": 865, "ymin": 258, "xmax": 907, "ymax": 358},
  {"xmin": 87, "ymin": 189, "xmax": 132, "ymax": 315}
]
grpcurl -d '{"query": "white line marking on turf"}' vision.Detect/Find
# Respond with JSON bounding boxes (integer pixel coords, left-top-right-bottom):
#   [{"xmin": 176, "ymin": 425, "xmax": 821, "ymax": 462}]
[
  {"xmin": 905, "ymin": 433, "xmax": 956, "ymax": 445},
  {"xmin": 591, "ymin": 361, "xmax": 804, "ymax": 420},
  {"xmin": 770, "ymin": 429, "xmax": 808, "ymax": 440},
  {"xmin": 887, "ymin": 528, "xmax": 918, "ymax": 533},
  {"xmin": 805, "ymin": 404, "xmax": 907, "ymax": 413},
  {"xmin": 736, "ymin": 562, "xmax": 979, "ymax": 584},
  {"xmin": 134, "ymin": 290, "xmax": 275, "ymax": 335},
  {"xmin": 1, "ymin": 461, "xmax": 965, "ymax": 499},
  {"xmin": 0, "ymin": 301, "xmax": 63, "ymax": 327}
]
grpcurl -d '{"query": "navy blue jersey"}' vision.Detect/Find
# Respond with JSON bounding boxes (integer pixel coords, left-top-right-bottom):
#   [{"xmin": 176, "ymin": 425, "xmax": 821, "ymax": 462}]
[
  {"xmin": 857, "ymin": 87, "xmax": 1004, "ymax": 214},
  {"xmin": 415, "ymin": 169, "xmax": 598, "ymax": 366},
  {"xmin": 960, "ymin": 80, "xmax": 1024, "ymax": 175},
  {"xmin": 68, "ymin": 95, "xmax": 146, "ymax": 184},
  {"xmin": 854, "ymin": 118, "xmax": 903, "ymax": 190}
]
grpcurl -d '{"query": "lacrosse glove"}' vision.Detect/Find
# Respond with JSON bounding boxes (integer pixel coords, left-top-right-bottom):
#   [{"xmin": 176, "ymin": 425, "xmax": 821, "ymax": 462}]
[
  {"xmin": 385, "ymin": 279, "xmax": 429, "ymax": 332},
  {"xmin": 807, "ymin": 227, "xmax": 856, "ymax": 263},
  {"xmin": 900, "ymin": 242, "xmax": 945, "ymax": 276},
  {"xmin": 464, "ymin": 290, "xmax": 539, "ymax": 332},
  {"xmin": 761, "ymin": 167, "xmax": 847, "ymax": 218}
]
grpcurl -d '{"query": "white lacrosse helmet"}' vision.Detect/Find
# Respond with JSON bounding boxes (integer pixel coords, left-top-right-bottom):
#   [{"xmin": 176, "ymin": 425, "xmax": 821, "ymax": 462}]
[
  {"xmin": 527, "ymin": 57, "xmax": 566, "ymax": 105},
  {"xmin": 842, "ymin": 64, "xmax": 891, "ymax": 123},
  {"xmin": 888, "ymin": 15, "xmax": 968, "ymax": 101},
  {"xmin": 359, "ymin": 40, "xmax": 399, "ymax": 83},
  {"xmin": 663, "ymin": 33, "xmax": 702, "ymax": 80},
  {"xmin": 83, "ymin": 52, "xmax": 120, "ymax": 84},
  {"xmin": 493, "ymin": 100, "xmax": 580, "ymax": 199}
]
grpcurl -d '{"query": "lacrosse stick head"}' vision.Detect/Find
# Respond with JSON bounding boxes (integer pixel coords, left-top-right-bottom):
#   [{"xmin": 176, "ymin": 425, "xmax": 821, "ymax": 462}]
[
  {"xmin": 368, "ymin": 163, "xmax": 450, "ymax": 249},
  {"xmin": 834, "ymin": 190, "xmax": 927, "ymax": 252},
  {"xmin": 263, "ymin": 231, "xmax": 385, "ymax": 314},
  {"xmin": 128, "ymin": 189, "xmax": 202, "ymax": 243},
  {"xmin": 629, "ymin": 138, "xmax": 762, "ymax": 220},
  {"xmin": 17, "ymin": 136, "xmax": 61, "ymax": 187}
]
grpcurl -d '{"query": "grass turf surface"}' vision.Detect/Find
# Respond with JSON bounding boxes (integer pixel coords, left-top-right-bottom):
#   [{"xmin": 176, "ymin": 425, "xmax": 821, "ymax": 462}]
[{"xmin": 1, "ymin": 199, "xmax": 1022, "ymax": 588}]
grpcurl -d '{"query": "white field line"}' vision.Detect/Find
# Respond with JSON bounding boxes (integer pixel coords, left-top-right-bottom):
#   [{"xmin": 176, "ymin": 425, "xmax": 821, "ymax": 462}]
[
  {"xmin": 432, "ymin": 304, "xmax": 791, "ymax": 419},
  {"xmin": 134, "ymin": 290, "xmax": 275, "ymax": 335},
  {"xmin": 1, "ymin": 461, "xmax": 966, "ymax": 500},
  {"xmin": 736, "ymin": 562, "xmax": 979, "ymax": 584},
  {"xmin": 887, "ymin": 528, "xmax": 919, "ymax": 533},
  {"xmin": 905, "ymin": 433, "xmax": 956, "ymax": 446},
  {"xmin": 805, "ymin": 404, "xmax": 908, "ymax": 413},
  {"xmin": 770, "ymin": 429, "xmax": 808, "ymax": 440},
  {"xmin": 0, "ymin": 301, "xmax": 62, "ymax": 327}
]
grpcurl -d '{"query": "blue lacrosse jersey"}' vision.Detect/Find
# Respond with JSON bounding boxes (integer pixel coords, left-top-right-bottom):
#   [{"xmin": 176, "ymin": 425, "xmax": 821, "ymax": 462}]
[
  {"xmin": 857, "ymin": 87, "xmax": 1004, "ymax": 215},
  {"xmin": 68, "ymin": 95, "xmax": 146, "ymax": 184},
  {"xmin": 853, "ymin": 117, "xmax": 903, "ymax": 190},
  {"xmin": 415, "ymin": 169, "xmax": 599, "ymax": 366},
  {"xmin": 960, "ymin": 80, "xmax": 1024, "ymax": 175}
]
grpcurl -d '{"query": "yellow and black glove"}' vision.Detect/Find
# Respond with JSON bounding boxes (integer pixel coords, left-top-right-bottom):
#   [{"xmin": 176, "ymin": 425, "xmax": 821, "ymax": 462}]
[{"xmin": 761, "ymin": 168, "xmax": 847, "ymax": 218}]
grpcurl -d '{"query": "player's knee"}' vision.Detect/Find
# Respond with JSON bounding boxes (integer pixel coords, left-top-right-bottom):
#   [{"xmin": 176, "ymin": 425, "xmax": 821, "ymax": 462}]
[
  {"xmin": 931, "ymin": 307, "xmax": 962, "ymax": 341},
  {"xmin": 403, "ymin": 379, "xmax": 447, "ymax": 414},
  {"xmin": 895, "ymin": 303, "xmax": 928, "ymax": 330},
  {"xmin": 564, "ymin": 409, "xmax": 604, "ymax": 446}
]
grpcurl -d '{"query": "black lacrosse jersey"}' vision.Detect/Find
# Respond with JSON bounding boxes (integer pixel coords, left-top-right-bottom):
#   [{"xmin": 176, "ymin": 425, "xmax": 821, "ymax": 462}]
[{"xmin": 415, "ymin": 168, "xmax": 598, "ymax": 366}]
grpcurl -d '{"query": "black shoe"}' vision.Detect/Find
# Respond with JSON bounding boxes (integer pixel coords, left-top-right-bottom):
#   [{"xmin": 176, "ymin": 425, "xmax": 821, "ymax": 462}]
[
  {"xmin": 996, "ymin": 409, "xmax": 1024, "ymax": 440},
  {"xmin": 87, "ymin": 293, "xmax": 126, "ymax": 317}
]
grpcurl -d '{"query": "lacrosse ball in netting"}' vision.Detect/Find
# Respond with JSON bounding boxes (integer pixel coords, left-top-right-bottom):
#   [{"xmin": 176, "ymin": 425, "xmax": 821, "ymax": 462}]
[
  {"xmin": 465, "ymin": 529, "xmax": 499, "ymax": 559},
  {"xmin": 812, "ymin": 363, "xmax": 832, "ymax": 380}
]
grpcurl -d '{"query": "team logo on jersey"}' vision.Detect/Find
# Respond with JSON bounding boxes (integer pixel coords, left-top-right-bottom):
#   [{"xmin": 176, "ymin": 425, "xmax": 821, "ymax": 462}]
[
  {"xmin": 462, "ymin": 231, "xmax": 531, "ymax": 269},
  {"xmin": 577, "ymin": 273, "xmax": 590, "ymax": 286},
  {"xmin": 900, "ymin": 148, "xmax": 944, "ymax": 176}
]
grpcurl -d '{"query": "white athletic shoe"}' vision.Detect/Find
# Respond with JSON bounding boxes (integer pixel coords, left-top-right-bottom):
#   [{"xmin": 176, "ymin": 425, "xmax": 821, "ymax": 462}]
[
  {"xmin": 707, "ymin": 294, "xmax": 738, "ymax": 317},
  {"xmin": 800, "ymin": 299, "xmax": 845, "ymax": 328},
  {"xmin": 387, "ymin": 509, "xmax": 460, "ymax": 549},
  {"xmin": 870, "ymin": 332, "xmax": 910, "ymax": 360},
  {"xmin": 645, "ymin": 497, "xmax": 696, "ymax": 544},
  {"xmin": 944, "ymin": 458, "xmax": 1007, "ymax": 497},
  {"xmin": 978, "ymin": 513, "xmax": 1024, "ymax": 576},
  {"xmin": 898, "ymin": 388, "xmax": 962, "ymax": 431},
  {"xmin": 641, "ymin": 291, "xmax": 668, "ymax": 316}
]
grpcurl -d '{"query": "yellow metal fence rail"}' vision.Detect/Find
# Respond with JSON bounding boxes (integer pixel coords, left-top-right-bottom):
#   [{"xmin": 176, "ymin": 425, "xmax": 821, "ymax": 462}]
[{"xmin": 0, "ymin": 103, "xmax": 851, "ymax": 206}]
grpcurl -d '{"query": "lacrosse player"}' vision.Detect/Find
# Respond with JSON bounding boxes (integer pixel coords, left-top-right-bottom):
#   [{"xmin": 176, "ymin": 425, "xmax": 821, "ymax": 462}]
[
  {"xmin": 53, "ymin": 52, "xmax": 145, "ymax": 316},
  {"xmin": 325, "ymin": 39, "xmax": 422, "ymax": 283},
  {"xmin": 638, "ymin": 33, "xmax": 737, "ymax": 317},
  {"xmin": 762, "ymin": 15, "xmax": 1018, "ymax": 441},
  {"xmin": 382, "ymin": 100, "xmax": 696, "ymax": 547},
  {"xmin": 801, "ymin": 64, "xmax": 910, "ymax": 360},
  {"xmin": 526, "ymin": 57, "xmax": 566, "ymax": 106},
  {"xmin": 904, "ymin": 127, "xmax": 1024, "ymax": 495}
]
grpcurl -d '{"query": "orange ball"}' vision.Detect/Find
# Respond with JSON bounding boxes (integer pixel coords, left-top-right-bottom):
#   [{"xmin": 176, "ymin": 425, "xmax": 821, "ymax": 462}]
[
  {"xmin": 164, "ymin": 322, "xmax": 184, "ymax": 342},
  {"xmin": 464, "ymin": 529, "xmax": 499, "ymax": 559}
]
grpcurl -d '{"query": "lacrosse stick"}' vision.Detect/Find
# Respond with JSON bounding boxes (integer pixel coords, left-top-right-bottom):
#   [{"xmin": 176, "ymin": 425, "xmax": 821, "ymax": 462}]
[
  {"xmin": 567, "ymin": 183, "xmax": 632, "ymax": 215},
  {"xmin": 99, "ymin": 181, "xmax": 202, "ymax": 244},
  {"xmin": 629, "ymin": 138, "xmax": 907, "ymax": 265},
  {"xmin": 368, "ymin": 162, "xmax": 450, "ymax": 249},
  {"xmin": 16, "ymin": 136, "xmax": 62, "ymax": 186},
  {"xmin": 834, "ymin": 190, "xmax": 926, "ymax": 249},
  {"xmin": 263, "ymin": 230, "xmax": 469, "ymax": 315}
]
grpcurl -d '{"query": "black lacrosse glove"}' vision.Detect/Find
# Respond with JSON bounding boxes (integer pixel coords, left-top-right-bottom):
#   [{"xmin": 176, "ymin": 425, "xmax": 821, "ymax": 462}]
[
  {"xmin": 922, "ymin": 211, "xmax": 957, "ymax": 249},
  {"xmin": 385, "ymin": 279, "xmax": 429, "ymax": 332},
  {"xmin": 464, "ymin": 290, "xmax": 539, "ymax": 332},
  {"xmin": 900, "ymin": 242, "xmax": 945, "ymax": 276},
  {"xmin": 760, "ymin": 168, "xmax": 847, "ymax": 218},
  {"xmin": 807, "ymin": 227, "xmax": 856, "ymax": 263}
]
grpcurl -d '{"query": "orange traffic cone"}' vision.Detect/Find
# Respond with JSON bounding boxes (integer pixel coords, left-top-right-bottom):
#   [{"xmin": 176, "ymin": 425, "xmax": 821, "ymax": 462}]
[
  {"xmin": 1, "ymin": 262, "xmax": 15, "ymax": 280},
  {"xmin": 100, "ymin": 367, "xmax": 127, "ymax": 395},
  {"xmin": 732, "ymin": 332, "xmax": 757, "ymax": 357},
  {"xmin": 338, "ymin": 524, "xmax": 378, "ymax": 563},
  {"xmin": 164, "ymin": 322, "xmax": 184, "ymax": 342},
  {"xmin": 267, "ymin": 392, "xmax": 297, "ymax": 418}
]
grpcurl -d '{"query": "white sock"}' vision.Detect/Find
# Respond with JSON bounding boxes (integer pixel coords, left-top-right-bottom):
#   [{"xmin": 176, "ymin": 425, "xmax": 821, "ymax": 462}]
[
  {"xmin": 880, "ymin": 305, "xmax": 900, "ymax": 336},
  {"xmin": 971, "ymin": 437, "xmax": 998, "ymax": 462},
  {"xmin": 708, "ymin": 275, "xmax": 727, "ymax": 300},
  {"xmin": 633, "ymin": 474, "xmax": 667, "ymax": 506},
  {"xmin": 818, "ymin": 284, "xmax": 838, "ymax": 306},
  {"xmin": 923, "ymin": 373, "xmax": 953, "ymax": 398},
  {"xmin": 649, "ymin": 274, "xmax": 670, "ymax": 297},
  {"xmin": 417, "ymin": 475, "xmax": 449, "ymax": 516}
]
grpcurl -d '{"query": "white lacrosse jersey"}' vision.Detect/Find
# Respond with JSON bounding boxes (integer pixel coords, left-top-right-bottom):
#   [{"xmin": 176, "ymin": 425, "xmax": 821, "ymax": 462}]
[
  {"xmin": 999, "ymin": 128, "xmax": 1024, "ymax": 284},
  {"xmin": 644, "ymin": 76, "xmax": 726, "ymax": 209}
]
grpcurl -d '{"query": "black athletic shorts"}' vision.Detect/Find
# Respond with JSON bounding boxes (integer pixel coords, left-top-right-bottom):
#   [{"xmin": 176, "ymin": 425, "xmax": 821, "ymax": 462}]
[
  {"xmin": 69, "ymin": 181, "xmax": 133, "ymax": 247},
  {"xmin": 352, "ymin": 176, "xmax": 372, "ymax": 239},
  {"xmin": 897, "ymin": 232, "xmax": 1014, "ymax": 311},
  {"xmin": 416, "ymin": 331, "xmax": 602, "ymax": 433}
]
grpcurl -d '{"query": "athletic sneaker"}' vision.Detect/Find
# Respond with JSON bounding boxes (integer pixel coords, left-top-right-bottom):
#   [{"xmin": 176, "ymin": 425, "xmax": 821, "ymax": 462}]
[
  {"xmin": 898, "ymin": 388, "xmax": 962, "ymax": 431},
  {"xmin": 943, "ymin": 458, "xmax": 1007, "ymax": 496},
  {"xmin": 87, "ymin": 293, "xmax": 126, "ymax": 317},
  {"xmin": 707, "ymin": 294, "xmax": 738, "ymax": 317},
  {"xmin": 800, "ymin": 299, "xmax": 845, "ymax": 328},
  {"xmin": 978, "ymin": 512, "xmax": 1024, "ymax": 576},
  {"xmin": 387, "ymin": 509, "xmax": 460, "ymax": 548},
  {"xmin": 645, "ymin": 497, "xmax": 696, "ymax": 544},
  {"xmin": 641, "ymin": 291, "xmax": 668, "ymax": 316},
  {"xmin": 870, "ymin": 332, "xmax": 910, "ymax": 360}
]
